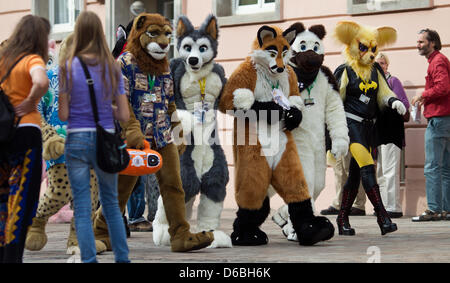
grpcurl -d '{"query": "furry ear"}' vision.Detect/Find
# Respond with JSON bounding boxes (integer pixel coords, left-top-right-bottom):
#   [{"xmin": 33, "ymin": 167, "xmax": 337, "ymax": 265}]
[
  {"xmin": 287, "ymin": 22, "xmax": 306, "ymax": 36},
  {"xmin": 335, "ymin": 21, "xmax": 360, "ymax": 45},
  {"xmin": 176, "ymin": 16, "xmax": 194, "ymax": 38},
  {"xmin": 283, "ymin": 26, "xmax": 298, "ymax": 46},
  {"xmin": 135, "ymin": 15, "xmax": 147, "ymax": 30},
  {"xmin": 200, "ymin": 14, "xmax": 219, "ymax": 40},
  {"xmin": 309, "ymin": 25, "xmax": 326, "ymax": 40},
  {"xmin": 257, "ymin": 26, "xmax": 277, "ymax": 47},
  {"xmin": 376, "ymin": 26, "xmax": 397, "ymax": 47}
]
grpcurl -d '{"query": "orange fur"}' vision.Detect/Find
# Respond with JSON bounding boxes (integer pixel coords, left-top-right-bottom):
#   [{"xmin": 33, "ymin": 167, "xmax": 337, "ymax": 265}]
[{"xmin": 220, "ymin": 25, "xmax": 309, "ymax": 209}]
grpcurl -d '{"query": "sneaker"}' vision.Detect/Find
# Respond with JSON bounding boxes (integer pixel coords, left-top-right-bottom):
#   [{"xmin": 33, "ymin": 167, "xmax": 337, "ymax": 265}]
[
  {"xmin": 411, "ymin": 210, "xmax": 442, "ymax": 222},
  {"xmin": 129, "ymin": 220, "xmax": 153, "ymax": 232},
  {"xmin": 349, "ymin": 207, "xmax": 366, "ymax": 216},
  {"xmin": 320, "ymin": 206, "xmax": 339, "ymax": 215},
  {"xmin": 387, "ymin": 211, "xmax": 403, "ymax": 218}
]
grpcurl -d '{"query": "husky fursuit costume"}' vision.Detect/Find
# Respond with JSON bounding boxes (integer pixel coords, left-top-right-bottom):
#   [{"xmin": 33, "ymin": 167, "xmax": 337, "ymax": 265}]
[
  {"xmin": 333, "ymin": 21, "xmax": 406, "ymax": 236},
  {"xmin": 25, "ymin": 36, "xmax": 105, "ymax": 255},
  {"xmin": 94, "ymin": 13, "xmax": 213, "ymax": 252},
  {"xmin": 219, "ymin": 25, "xmax": 334, "ymax": 246},
  {"xmin": 272, "ymin": 23, "xmax": 349, "ymax": 241},
  {"xmin": 152, "ymin": 15, "xmax": 231, "ymax": 248}
]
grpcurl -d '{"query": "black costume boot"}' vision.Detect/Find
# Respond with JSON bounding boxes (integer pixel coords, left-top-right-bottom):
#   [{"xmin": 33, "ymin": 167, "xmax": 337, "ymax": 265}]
[
  {"xmin": 289, "ymin": 199, "xmax": 334, "ymax": 246},
  {"xmin": 336, "ymin": 158, "xmax": 360, "ymax": 236},
  {"xmin": 336, "ymin": 186, "xmax": 359, "ymax": 236},
  {"xmin": 361, "ymin": 165, "xmax": 397, "ymax": 235},
  {"xmin": 231, "ymin": 197, "xmax": 270, "ymax": 246}
]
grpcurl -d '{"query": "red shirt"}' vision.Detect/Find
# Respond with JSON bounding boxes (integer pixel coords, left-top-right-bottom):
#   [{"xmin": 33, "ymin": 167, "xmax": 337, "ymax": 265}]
[{"xmin": 422, "ymin": 50, "xmax": 450, "ymax": 119}]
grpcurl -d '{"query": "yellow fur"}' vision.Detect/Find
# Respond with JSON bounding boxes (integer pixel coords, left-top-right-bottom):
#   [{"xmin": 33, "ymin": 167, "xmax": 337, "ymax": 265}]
[{"xmin": 334, "ymin": 21, "xmax": 397, "ymax": 108}]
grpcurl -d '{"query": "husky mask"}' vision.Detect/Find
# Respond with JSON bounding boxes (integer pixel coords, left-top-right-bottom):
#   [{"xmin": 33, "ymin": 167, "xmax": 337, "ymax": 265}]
[{"xmin": 176, "ymin": 15, "xmax": 219, "ymax": 73}]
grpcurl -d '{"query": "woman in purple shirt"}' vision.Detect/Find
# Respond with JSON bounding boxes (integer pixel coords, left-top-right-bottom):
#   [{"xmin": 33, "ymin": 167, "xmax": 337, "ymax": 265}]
[
  {"xmin": 58, "ymin": 11, "xmax": 130, "ymax": 263},
  {"xmin": 375, "ymin": 53, "xmax": 410, "ymax": 219}
]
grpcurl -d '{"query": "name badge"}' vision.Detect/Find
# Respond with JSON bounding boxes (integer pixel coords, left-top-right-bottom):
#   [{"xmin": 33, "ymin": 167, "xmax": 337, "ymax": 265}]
[
  {"xmin": 272, "ymin": 88, "xmax": 291, "ymax": 110},
  {"xmin": 194, "ymin": 102, "xmax": 210, "ymax": 124},
  {"xmin": 359, "ymin": 94, "xmax": 370, "ymax": 104},
  {"xmin": 304, "ymin": 98, "xmax": 315, "ymax": 107}
]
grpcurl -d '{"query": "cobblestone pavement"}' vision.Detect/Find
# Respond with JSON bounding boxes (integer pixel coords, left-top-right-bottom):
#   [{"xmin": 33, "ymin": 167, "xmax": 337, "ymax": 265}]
[{"xmin": 23, "ymin": 209, "xmax": 450, "ymax": 263}]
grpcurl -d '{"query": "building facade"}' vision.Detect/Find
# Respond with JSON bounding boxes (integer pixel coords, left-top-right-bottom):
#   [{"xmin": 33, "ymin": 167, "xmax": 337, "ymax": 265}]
[{"xmin": 1, "ymin": 0, "xmax": 448, "ymax": 215}]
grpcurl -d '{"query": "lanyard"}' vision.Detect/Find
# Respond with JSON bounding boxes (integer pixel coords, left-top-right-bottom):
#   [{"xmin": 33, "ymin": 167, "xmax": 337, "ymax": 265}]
[
  {"xmin": 198, "ymin": 78, "xmax": 206, "ymax": 102},
  {"xmin": 264, "ymin": 75, "xmax": 279, "ymax": 90},
  {"xmin": 306, "ymin": 78, "xmax": 316, "ymax": 98},
  {"xmin": 148, "ymin": 75, "xmax": 156, "ymax": 92}
]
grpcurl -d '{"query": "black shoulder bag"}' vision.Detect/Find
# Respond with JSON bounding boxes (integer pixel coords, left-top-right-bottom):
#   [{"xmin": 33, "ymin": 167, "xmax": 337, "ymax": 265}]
[
  {"xmin": 78, "ymin": 56, "xmax": 130, "ymax": 173},
  {"xmin": 0, "ymin": 55, "xmax": 26, "ymax": 145}
]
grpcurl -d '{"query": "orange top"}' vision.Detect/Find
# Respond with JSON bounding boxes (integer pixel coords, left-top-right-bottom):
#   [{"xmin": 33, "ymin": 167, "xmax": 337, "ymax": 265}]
[{"xmin": 1, "ymin": 54, "xmax": 46, "ymax": 127}]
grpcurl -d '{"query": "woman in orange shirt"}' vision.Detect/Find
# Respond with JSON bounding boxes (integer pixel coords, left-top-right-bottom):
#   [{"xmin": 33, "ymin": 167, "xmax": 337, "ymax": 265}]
[{"xmin": 0, "ymin": 15, "xmax": 50, "ymax": 263}]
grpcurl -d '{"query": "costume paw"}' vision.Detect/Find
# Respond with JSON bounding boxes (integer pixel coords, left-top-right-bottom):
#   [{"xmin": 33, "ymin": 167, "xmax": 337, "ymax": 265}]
[
  {"xmin": 284, "ymin": 107, "xmax": 302, "ymax": 131},
  {"xmin": 171, "ymin": 231, "xmax": 214, "ymax": 252},
  {"xmin": 297, "ymin": 216, "xmax": 335, "ymax": 246},
  {"xmin": 231, "ymin": 228, "xmax": 268, "ymax": 246},
  {"xmin": 152, "ymin": 222, "xmax": 171, "ymax": 246},
  {"xmin": 207, "ymin": 230, "xmax": 232, "ymax": 248},
  {"xmin": 272, "ymin": 207, "xmax": 289, "ymax": 228},
  {"xmin": 331, "ymin": 138, "xmax": 349, "ymax": 159},
  {"xmin": 43, "ymin": 135, "xmax": 65, "ymax": 160},
  {"xmin": 282, "ymin": 220, "xmax": 297, "ymax": 242},
  {"xmin": 392, "ymin": 100, "xmax": 406, "ymax": 116},
  {"xmin": 25, "ymin": 218, "xmax": 47, "ymax": 251},
  {"xmin": 233, "ymin": 88, "xmax": 255, "ymax": 110}
]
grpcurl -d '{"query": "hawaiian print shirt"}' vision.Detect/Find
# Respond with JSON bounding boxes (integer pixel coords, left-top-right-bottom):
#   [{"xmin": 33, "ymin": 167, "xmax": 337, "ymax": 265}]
[
  {"xmin": 119, "ymin": 52, "xmax": 175, "ymax": 149},
  {"xmin": 38, "ymin": 66, "xmax": 67, "ymax": 170}
]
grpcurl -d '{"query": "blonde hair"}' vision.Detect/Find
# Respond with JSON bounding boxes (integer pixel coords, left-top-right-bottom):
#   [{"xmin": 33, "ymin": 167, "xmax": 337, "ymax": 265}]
[
  {"xmin": 376, "ymin": 52, "xmax": 390, "ymax": 66},
  {"xmin": 60, "ymin": 11, "xmax": 120, "ymax": 98},
  {"xmin": 59, "ymin": 33, "xmax": 74, "ymax": 66}
]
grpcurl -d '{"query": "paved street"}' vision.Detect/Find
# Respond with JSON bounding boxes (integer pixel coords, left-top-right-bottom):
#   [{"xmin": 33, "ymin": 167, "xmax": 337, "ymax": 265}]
[{"xmin": 23, "ymin": 208, "xmax": 450, "ymax": 264}]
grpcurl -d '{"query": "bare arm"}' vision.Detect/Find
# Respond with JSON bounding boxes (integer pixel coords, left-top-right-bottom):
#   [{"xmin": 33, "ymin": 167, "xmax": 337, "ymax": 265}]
[
  {"xmin": 14, "ymin": 68, "xmax": 49, "ymax": 117},
  {"xmin": 113, "ymin": 93, "xmax": 130, "ymax": 123}
]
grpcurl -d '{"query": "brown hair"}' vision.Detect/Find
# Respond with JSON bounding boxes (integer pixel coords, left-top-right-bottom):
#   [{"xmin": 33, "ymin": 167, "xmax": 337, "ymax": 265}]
[
  {"xmin": 60, "ymin": 11, "xmax": 120, "ymax": 98},
  {"xmin": 419, "ymin": 28, "xmax": 442, "ymax": 51},
  {"xmin": 0, "ymin": 15, "xmax": 50, "ymax": 73}
]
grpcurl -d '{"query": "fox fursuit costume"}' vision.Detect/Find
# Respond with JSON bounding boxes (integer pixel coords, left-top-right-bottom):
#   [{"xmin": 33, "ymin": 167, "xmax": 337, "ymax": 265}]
[
  {"xmin": 272, "ymin": 23, "xmax": 349, "ymax": 241},
  {"xmin": 219, "ymin": 25, "xmax": 334, "ymax": 246},
  {"xmin": 152, "ymin": 15, "xmax": 231, "ymax": 248},
  {"xmin": 333, "ymin": 21, "xmax": 406, "ymax": 236}
]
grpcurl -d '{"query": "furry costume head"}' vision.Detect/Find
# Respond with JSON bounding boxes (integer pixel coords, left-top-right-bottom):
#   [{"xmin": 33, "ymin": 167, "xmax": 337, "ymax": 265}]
[
  {"xmin": 176, "ymin": 14, "xmax": 219, "ymax": 73},
  {"xmin": 334, "ymin": 21, "xmax": 396, "ymax": 80},
  {"xmin": 250, "ymin": 25, "xmax": 297, "ymax": 75},
  {"xmin": 290, "ymin": 23, "xmax": 326, "ymax": 73},
  {"xmin": 127, "ymin": 13, "xmax": 172, "ymax": 75}
]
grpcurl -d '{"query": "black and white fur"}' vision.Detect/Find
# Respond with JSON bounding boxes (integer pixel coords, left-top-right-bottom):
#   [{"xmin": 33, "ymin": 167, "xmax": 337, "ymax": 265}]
[{"xmin": 152, "ymin": 14, "xmax": 231, "ymax": 248}]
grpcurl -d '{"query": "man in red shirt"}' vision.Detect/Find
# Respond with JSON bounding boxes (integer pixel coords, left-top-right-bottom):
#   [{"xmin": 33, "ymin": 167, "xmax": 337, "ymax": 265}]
[{"xmin": 412, "ymin": 29, "xmax": 450, "ymax": 222}]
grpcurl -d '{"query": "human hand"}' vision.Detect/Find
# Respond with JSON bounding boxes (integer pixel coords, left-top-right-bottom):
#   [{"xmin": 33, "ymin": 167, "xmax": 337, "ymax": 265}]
[
  {"xmin": 14, "ymin": 97, "xmax": 38, "ymax": 117},
  {"xmin": 411, "ymin": 94, "xmax": 424, "ymax": 107}
]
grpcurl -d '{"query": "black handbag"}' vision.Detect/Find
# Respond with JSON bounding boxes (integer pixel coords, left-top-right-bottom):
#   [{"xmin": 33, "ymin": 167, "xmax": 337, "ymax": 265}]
[
  {"xmin": 0, "ymin": 55, "xmax": 26, "ymax": 145},
  {"xmin": 78, "ymin": 56, "xmax": 130, "ymax": 173}
]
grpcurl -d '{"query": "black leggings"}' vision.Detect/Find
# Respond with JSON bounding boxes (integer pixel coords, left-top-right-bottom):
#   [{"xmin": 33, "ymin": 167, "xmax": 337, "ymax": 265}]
[{"xmin": 0, "ymin": 127, "xmax": 42, "ymax": 263}]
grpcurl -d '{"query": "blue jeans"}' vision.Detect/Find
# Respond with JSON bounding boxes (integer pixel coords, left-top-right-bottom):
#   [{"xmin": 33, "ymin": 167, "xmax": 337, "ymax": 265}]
[
  {"xmin": 424, "ymin": 116, "xmax": 450, "ymax": 212},
  {"xmin": 65, "ymin": 132, "xmax": 129, "ymax": 263},
  {"xmin": 127, "ymin": 176, "xmax": 146, "ymax": 224}
]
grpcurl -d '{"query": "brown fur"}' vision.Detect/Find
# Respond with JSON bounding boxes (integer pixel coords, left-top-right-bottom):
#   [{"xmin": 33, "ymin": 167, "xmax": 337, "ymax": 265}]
[
  {"xmin": 220, "ymin": 25, "xmax": 309, "ymax": 210},
  {"xmin": 126, "ymin": 13, "xmax": 172, "ymax": 76}
]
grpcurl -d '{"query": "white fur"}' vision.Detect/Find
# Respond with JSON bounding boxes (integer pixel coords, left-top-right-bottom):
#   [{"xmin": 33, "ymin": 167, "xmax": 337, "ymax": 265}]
[
  {"xmin": 177, "ymin": 109, "xmax": 195, "ymax": 136},
  {"xmin": 331, "ymin": 138, "xmax": 349, "ymax": 159},
  {"xmin": 152, "ymin": 196, "xmax": 171, "ymax": 247},
  {"xmin": 192, "ymin": 145, "xmax": 214, "ymax": 180},
  {"xmin": 178, "ymin": 37, "xmax": 215, "ymax": 72},
  {"xmin": 392, "ymin": 100, "xmax": 407, "ymax": 115},
  {"xmin": 233, "ymin": 88, "xmax": 255, "ymax": 110},
  {"xmin": 288, "ymin": 95, "xmax": 305, "ymax": 111},
  {"xmin": 292, "ymin": 30, "xmax": 324, "ymax": 55},
  {"xmin": 146, "ymin": 42, "xmax": 170, "ymax": 60},
  {"xmin": 258, "ymin": 123, "xmax": 287, "ymax": 169}
]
